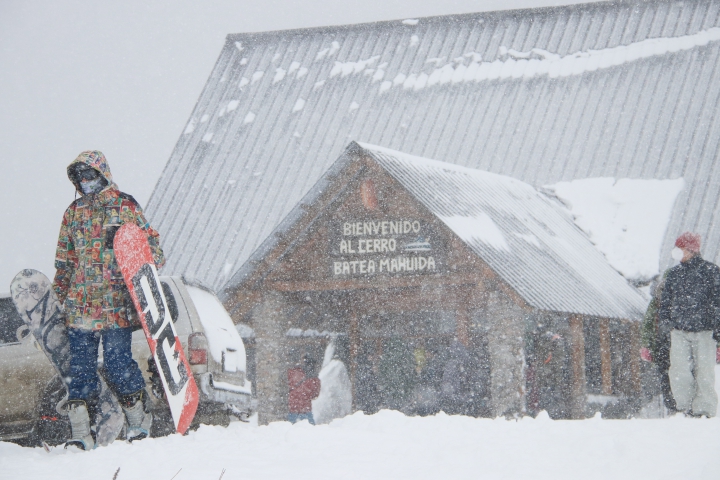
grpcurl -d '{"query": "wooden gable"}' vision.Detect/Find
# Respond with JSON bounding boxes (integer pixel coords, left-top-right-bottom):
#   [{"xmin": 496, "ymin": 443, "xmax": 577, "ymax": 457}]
[{"xmin": 238, "ymin": 152, "xmax": 528, "ymax": 300}]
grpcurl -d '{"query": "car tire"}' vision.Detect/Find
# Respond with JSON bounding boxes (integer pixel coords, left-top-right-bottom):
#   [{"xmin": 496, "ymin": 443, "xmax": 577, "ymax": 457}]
[
  {"xmin": 191, "ymin": 403, "xmax": 231, "ymax": 430},
  {"xmin": 34, "ymin": 375, "xmax": 70, "ymax": 446},
  {"xmin": 232, "ymin": 410, "xmax": 251, "ymax": 422}
]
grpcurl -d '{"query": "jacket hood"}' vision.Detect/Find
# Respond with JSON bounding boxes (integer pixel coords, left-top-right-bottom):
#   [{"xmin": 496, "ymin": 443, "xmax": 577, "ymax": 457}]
[{"xmin": 67, "ymin": 150, "xmax": 118, "ymax": 194}]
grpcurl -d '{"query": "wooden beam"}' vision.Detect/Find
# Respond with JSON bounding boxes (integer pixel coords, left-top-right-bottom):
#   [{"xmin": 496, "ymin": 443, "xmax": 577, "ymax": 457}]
[
  {"xmin": 349, "ymin": 310, "xmax": 359, "ymax": 411},
  {"xmin": 599, "ymin": 318, "xmax": 613, "ymax": 395},
  {"xmin": 568, "ymin": 315, "xmax": 587, "ymax": 419},
  {"xmin": 225, "ymin": 290, "xmax": 262, "ymax": 323},
  {"xmin": 266, "ymin": 274, "xmax": 482, "ymax": 292},
  {"xmin": 225, "ymin": 157, "xmax": 369, "ymax": 295},
  {"xmin": 456, "ymin": 289, "xmax": 470, "ymax": 347},
  {"xmin": 628, "ymin": 321, "xmax": 642, "ymax": 395}
]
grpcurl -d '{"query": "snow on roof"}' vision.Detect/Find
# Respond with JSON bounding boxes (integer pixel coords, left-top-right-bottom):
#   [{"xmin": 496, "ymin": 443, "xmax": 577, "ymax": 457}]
[
  {"xmin": 147, "ymin": 0, "xmax": 720, "ymax": 293},
  {"xmin": 380, "ymin": 27, "xmax": 720, "ymax": 94},
  {"xmin": 546, "ymin": 178, "xmax": 685, "ymax": 283},
  {"xmin": 361, "ymin": 144, "xmax": 648, "ymax": 320}
]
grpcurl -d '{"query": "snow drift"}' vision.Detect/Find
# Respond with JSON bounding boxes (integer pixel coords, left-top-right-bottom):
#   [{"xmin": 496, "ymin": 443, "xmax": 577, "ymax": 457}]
[{"xmin": 2, "ymin": 409, "xmax": 720, "ymax": 479}]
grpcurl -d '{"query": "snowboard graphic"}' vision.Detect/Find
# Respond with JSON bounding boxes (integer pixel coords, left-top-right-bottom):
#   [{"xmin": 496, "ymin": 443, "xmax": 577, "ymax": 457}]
[
  {"xmin": 114, "ymin": 224, "xmax": 198, "ymax": 434},
  {"xmin": 9, "ymin": 270, "xmax": 124, "ymax": 446}
]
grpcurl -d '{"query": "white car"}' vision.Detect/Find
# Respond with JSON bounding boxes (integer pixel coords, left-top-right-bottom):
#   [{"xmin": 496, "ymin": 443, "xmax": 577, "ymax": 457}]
[{"xmin": 0, "ymin": 277, "xmax": 254, "ymax": 446}]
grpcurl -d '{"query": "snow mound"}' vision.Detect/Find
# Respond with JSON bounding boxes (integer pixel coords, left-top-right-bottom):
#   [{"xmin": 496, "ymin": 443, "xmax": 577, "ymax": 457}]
[
  {"xmin": 546, "ymin": 177, "xmax": 684, "ymax": 283},
  {"xmin": 3, "ymin": 407, "xmax": 720, "ymax": 479},
  {"xmin": 312, "ymin": 341, "xmax": 352, "ymax": 424}
]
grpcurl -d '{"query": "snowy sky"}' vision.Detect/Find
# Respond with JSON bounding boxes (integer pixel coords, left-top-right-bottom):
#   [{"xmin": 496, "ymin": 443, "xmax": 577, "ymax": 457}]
[{"xmin": 0, "ymin": 0, "xmax": 598, "ymax": 290}]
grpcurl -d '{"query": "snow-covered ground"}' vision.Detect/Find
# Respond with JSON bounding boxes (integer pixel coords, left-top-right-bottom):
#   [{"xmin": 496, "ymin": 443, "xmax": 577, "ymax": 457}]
[
  {"xmin": 6, "ymin": 363, "xmax": 720, "ymax": 480},
  {"xmin": 1, "ymin": 409, "xmax": 719, "ymax": 479},
  {"xmin": 2, "ymin": 367, "xmax": 719, "ymax": 479}
]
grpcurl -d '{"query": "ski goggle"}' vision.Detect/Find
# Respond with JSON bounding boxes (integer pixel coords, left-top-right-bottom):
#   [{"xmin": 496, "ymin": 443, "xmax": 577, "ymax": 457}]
[{"xmin": 70, "ymin": 165, "xmax": 101, "ymax": 183}]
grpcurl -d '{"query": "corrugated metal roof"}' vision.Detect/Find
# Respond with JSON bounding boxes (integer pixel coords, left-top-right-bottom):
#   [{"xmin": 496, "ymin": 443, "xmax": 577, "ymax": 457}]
[
  {"xmin": 147, "ymin": 0, "xmax": 720, "ymax": 294},
  {"xmin": 364, "ymin": 143, "xmax": 648, "ymax": 319}
]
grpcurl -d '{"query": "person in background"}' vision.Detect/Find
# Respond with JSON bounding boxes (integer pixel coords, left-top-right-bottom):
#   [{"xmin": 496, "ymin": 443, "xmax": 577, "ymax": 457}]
[
  {"xmin": 378, "ymin": 338, "xmax": 415, "ymax": 411},
  {"xmin": 440, "ymin": 339, "xmax": 472, "ymax": 415},
  {"xmin": 659, "ymin": 232, "xmax": 720, "ymax": 417},
  {"xmin": 287, "ymin": 354, "xmax": 321, "ymax": 424},
  {"xmin": 355, "ymin": 348, "xmax": 380, "ymax": 414},
  {"xmin": 640, "ymin": 270, "xmax": 677, "ymax": 413},
  {"xmin": 53, "ymin": 151, "xmax": 164, "ymax": 449},
  {"xmin": 408, "ymin": 342, "xmax": 443, "ymax": 416}
]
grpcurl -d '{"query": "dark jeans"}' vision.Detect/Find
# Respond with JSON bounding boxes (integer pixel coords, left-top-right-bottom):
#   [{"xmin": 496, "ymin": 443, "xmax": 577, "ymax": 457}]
[
  {"xmin": 656, "ymin": 335, "xmax": 677, "ymax": 411},
  {"xmin": 67, "ymin": 327, "xmax": 145, "ymax": 401},
  {"xmin": 288, "ymin": 412, "xmax": 315, "ymax": 425}
]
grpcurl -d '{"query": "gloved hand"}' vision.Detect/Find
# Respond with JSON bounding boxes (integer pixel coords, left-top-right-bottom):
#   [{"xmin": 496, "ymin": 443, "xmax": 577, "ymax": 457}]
[{"xmin": 640, "ymin": 347, "xmax": 653, "ymax": 362}]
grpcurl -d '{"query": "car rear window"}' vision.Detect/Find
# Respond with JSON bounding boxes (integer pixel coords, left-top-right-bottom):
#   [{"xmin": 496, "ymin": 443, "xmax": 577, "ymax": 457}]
[
  {"xmin": 161, "ymin": 282, "xmax": 179, "ymax": 323},
  {"xmin": 0, "ymin": 297, "xmax": 25, "ymax": 345},
  {"xmin": 159, "ymin": 280, "xmax": 192, "ymax": 336}
]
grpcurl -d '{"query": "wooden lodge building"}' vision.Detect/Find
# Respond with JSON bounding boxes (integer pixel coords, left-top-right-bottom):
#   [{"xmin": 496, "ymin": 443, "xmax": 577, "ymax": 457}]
[
  {"xmin": 223, "ymin": 143, "xmax": 647, "ymax": 423},
  {"xmin": 146, "ymin": 0, "xmax": 720, "ymax": 422}
]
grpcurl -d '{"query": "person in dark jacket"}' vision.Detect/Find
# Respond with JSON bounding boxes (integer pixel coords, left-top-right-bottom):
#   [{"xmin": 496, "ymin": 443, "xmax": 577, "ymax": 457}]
[
  {"xmin": 378, "ymin": 338, "xmax": 415, "ymax": 410},
  {"xmin": 287, "ymin": 355, "xmax": 321, "ymax": 424},
  {"xmin": 440, "ymin": 339, "xmax": 472, "ymax": 415},
  {"xmin": 640, "ymin": 270, "xmax": 676, "ymax": 412},
  {"xmin": 355, "ymin": 348, "xmax": 381, "ymax": 414},
  {"xmin": 659, "ymin": 232, "xmax": 720, "ymax": 417}
]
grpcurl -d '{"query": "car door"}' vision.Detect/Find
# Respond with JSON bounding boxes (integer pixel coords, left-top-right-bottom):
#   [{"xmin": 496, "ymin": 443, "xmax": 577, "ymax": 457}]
[{"xmin": 0, "ymin": 297, "xmax": 57, "ymax": 433}]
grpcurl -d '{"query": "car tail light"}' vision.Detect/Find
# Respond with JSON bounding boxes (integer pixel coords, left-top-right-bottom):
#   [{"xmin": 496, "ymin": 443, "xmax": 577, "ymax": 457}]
[{"xmin": 188, "ymin": 332, "xmax": 208, "ymax": 365}]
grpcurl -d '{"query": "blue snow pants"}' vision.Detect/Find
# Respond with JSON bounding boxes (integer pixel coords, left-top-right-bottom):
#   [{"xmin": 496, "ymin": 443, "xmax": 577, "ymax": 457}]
[{"xmin": 67, "ymin": 327, "xmax": 145, "ymax": 401}]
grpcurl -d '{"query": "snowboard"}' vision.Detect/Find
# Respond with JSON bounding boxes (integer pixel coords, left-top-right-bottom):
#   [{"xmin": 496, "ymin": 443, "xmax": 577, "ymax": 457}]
[
  {"xmin": 114, "ymin": 223, "xmax": 198, "ymax": 434},
  {"xmin": 9, "ymin": 269, "xmax": 124, "ymax": 446}
]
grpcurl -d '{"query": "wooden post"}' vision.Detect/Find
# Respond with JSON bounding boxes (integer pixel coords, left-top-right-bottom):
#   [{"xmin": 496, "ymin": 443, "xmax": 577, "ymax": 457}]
[
  {"xmin": 484, "ymin": 290, "xmax": 526, "ymax": 417},
  {"xmin": 628, "ymin": 322, "xmax": 642, "ymax": 395},
  {"xmin": 253, "ymin": 291, "xmax": 288, "ymax": 425},
  {"xmin": 349, "ymin": 310, "xmax": 359, "ymax": 411},
  {"xmin": 456, "ymin": 289, "xmax": 470, "ymax": 347},
  {"xmin": 599, "ymin": 319, "xmax": 613, "ymax": 395},
  {"xmin": 568, "ymin": 315, "xmax": 587, "ymax": 419}
]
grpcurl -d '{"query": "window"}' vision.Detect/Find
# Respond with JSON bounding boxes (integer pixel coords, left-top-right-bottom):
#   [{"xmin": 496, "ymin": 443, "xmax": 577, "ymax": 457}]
[{"xmin": 0, "ymin": 298, "xmax": 25, "ymax": 345}]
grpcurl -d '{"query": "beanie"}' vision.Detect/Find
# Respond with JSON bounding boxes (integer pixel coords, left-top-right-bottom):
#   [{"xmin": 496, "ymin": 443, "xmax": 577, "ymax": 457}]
[{"xmin": 675, "ymin": 232, "xmax": 701, "ymax": 253}]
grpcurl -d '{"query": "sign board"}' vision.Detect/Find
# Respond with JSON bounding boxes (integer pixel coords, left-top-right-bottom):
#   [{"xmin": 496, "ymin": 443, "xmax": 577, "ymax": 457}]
[{"xmin": 330, "ymin": 219, "xmax": 442, "ymax": 277}]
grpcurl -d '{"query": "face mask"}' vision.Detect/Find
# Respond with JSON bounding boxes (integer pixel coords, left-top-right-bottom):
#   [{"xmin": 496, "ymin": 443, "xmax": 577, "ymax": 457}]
[
  {"xmin": 671, "ymin": 247, "xmax": 684, "ymax": 261},
  {"xmin": 81, "ymin": 176, "xmax": 105, "ymax": 195}
]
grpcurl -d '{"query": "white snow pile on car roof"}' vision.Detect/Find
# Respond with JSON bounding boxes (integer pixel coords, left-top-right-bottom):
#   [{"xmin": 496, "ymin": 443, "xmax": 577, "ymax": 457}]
[
  {"xmin": 2, "ymin": 405, "xmax": 720, "ymax": 479},
  {"xmin": 186, "ymin": 286, "xmax": 246, "ymax": 372},
  {"xmin": 546, "ymin": 177, "xmax": 684, "ymax": 283}
]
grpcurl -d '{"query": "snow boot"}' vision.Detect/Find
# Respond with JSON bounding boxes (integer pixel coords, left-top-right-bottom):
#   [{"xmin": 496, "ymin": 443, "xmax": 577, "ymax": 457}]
[
  {"xmin": 64, "ymin": 400, "xmax": 96, "ymax": 450},
  {"xmin": 120, "ymin": 389, "xmax": 152, "ymax": 442}
]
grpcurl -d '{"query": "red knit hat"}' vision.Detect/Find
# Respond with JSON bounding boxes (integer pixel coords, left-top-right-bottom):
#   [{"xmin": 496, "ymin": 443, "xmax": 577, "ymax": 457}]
[{"xmin": 675, "ymin": 232, "xmax": 701, "ymax": 253}]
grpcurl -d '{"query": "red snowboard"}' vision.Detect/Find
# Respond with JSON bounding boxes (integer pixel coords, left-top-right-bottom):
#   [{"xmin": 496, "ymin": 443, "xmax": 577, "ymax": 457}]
[{"xmin": 114, "ymin": 223, "xmax": 198, "ymax": 434}]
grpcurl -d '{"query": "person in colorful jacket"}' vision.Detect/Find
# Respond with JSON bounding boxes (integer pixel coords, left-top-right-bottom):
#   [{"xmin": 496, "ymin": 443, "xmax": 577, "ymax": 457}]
[{"xmin": 52, "ymin": 151, "xmax": 165, "ymax": 449}]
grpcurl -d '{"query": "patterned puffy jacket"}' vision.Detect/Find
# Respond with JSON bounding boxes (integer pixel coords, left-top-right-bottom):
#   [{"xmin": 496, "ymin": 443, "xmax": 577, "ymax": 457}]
[{"xmin": 52, "ymin": 151, "xmax": 165, "ymax": 331}]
